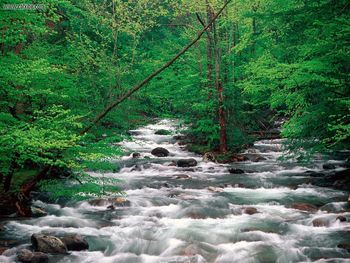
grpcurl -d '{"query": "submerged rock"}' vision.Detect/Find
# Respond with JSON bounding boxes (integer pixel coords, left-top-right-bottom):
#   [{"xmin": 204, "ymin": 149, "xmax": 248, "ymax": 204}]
[
  {"xmin": 17, "ymin": 249, "xmax": 48, "ymax": 263},
  {"xmin": 337, "ymin": 243, "xmax": 350, "ymax": 252},
  {"xmin": 31, "ymin": 234, "xmax": 67, "ymax": 254},
  {"xmin": 323, "ymin": 163, "xmax": 336, "ymax": 170},
  {"xmin": 228, "ymin": 168, "xmax": 244, "ymax": 174},
  {"xmin": 291, "ymin": 203, "xmax": 318, "ymax": 212},
  {"xmin": 151, "ymin": 147, "xmax": 169, "ymax": 157},
  {"xmin": 312, "ymin": 218, "xmax": 328, "ymax": 227},
  {"xmin": 208, "ymin": 186, "xmax": 224, "ymax": 192},
  {"xmin": 174, "ymin": 174, "xmax": 191, "ymax": 180},
  {"xmin": 176, "ymin": 158, "xmax": 197, "ymax": 167},
  {"xmin": 61, "ymin": 235, "xmax": 89, "ymax": 251}
]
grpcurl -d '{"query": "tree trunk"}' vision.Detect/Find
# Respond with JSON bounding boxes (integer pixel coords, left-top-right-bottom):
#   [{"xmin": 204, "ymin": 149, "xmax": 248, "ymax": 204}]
[
  {"xmin": 21, "ymin": 165, "xmax": 51, "ymax": 197},
  {"xmin": 206, "ymin": 1, "xmax": 214, "ymax": 94},
  {"xmin": 213, "ymin": 17, "xmax": 228, "ymax": 153},
  {"xmin": 3, "ymin": 154, "xmax": 19, "ymax": 192}
]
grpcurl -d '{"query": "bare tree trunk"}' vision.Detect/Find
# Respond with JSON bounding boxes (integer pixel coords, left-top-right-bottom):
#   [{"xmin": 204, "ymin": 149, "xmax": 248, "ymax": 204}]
[
  {"xmin": 80, "ymin": 0, "xmax": 232, "ymax": 135},
  {"xmin": 206, "ymin": 1, "xmax": 214, "ymax": 94},
  {"xmin": 213, "ymin": 17, "xmax": 228, "ymax": 153}
]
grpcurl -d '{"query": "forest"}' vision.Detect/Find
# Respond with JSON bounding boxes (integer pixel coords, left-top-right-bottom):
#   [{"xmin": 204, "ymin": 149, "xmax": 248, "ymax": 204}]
[{"xmin": 0, "ymin": 0, "xmax": 349, "ymax": 262}]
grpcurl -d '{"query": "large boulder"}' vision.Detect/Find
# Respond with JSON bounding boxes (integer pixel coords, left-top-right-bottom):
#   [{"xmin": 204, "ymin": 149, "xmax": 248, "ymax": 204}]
[
  {"xmin": 61, "ymin": 235, "xmax": 89, "ymax": 251},
  {"xmin": 31, "ymin": 234, "xmax": 67, "ymax": 254},
  {"xmin": 151, "ymin": 147, "xmax": 169, "ymax": 157},
  {"xmin": 17, "ymin": 249, "xmax": 49, "ymax": 263},
  {"xmin": 176, "ymin": 158, "xmax": 197, "ymax": 167}
]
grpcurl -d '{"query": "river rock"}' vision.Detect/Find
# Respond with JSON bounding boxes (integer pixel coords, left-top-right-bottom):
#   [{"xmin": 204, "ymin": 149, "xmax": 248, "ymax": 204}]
[
  {"xmin": 323, "ymin": 163, "xmax": 336, "ymax": 170},
  {"xmin": 208, "ymin": 186, "xmax": 224, "ymax": 192},
  {"xmin": 88, "ymin": 198, "xmax": 108, "ymax": 206},
  {"xmin": 244, "ymin": 154, "xmax": 267, "ymax": 162},
  {"xmin": 291, "ymin": 203, "xmax": 318, "ymax": 212},
  {"xmin": 132, "ymin": 152, "xmax": 141, "ymax": 158},
  {"xmin": 231, "ymin": 155, "xmax": 249, "ymax": 162},
  {"xmin": 61, "ymin": 235, "xmax": 89, "ymax": 251},
  {"xmin": 336, "ymin": 215, "xmax": 347, "ymax": 222},
  {"xmin": 151, "ymin": 147, "xmax": 169, "ymax": 157},
  {"xmin": 176, "ymin": 158, "xmax": 197, "ymax": 167},
  {"xmin": 31, "ymin": 207, "xmax": 47, "ymax": 217},
  {"xmin": 17, "ymin": 249, "xmax": 49, "ymax": 263},
  {"xmin": 243, "ymin": 207, "xmax": 259, "ymax": 215},
  {"xmin": 31, "ymin": 234, "xmax": 68, "ymax": 254},
  {"xmin": 312, "ymin": 218, "xmax": 328, "ymax": 227},
  {"xmin": 228, "ymin": 168, "xmax": 244, "ymax": 174},
  {"xmin": 109, "ymin": 197, "xmax": 131, "ymax": 207},
  {"xmin": 0, "ymin": 247, "xmax": 8, "ymax": 255},
  {"xmin": 337, "ymin": 243, "xmax": 350, "ymax": 252}
]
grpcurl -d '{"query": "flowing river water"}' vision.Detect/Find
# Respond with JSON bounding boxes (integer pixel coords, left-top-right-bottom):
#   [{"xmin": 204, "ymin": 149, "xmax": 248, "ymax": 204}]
[{"xmin": 1, "ymin": 119, "xmax": 350, "ymax": 263}]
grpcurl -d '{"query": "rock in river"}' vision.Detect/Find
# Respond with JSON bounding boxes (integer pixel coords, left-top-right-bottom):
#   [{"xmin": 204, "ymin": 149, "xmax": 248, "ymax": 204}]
[
  {"xmin": 31, "ymin": 234, "xmax": 67, "ymax": 254},
  {"xmin": 228, "ymin": 168, "xmax": 244, "ymax": 174},
  {"xmin": 176, "ymin": 158, "xmax": 197, "ymax": 167},
  {"xmin": 243, "ymin": 207, "xmax": 259, "ymax": 215},
  {"xmin": 17, "ymin": 249, "xmax": 48, "ymax": 263},
  {"xmin": 291, "ymin": 203, "xmax": 318, "ymax": 212},
  {"xmin": 151, "ymin": 147, "xmax": 169, "ymax": 157},
  {"xmin": 61, "ymin": 235, "xmax": 89, "ymax": 251}
]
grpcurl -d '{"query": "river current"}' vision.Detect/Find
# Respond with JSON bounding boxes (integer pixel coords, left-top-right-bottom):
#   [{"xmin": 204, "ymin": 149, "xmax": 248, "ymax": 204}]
[{"xmin": 1, "ymin": 119, "xmax": 349, "ymax": 263}]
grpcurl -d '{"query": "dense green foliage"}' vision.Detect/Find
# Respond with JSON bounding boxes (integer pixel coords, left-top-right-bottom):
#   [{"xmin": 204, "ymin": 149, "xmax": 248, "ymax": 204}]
[{"xmin": 0, "ymin": 0, "xmax": 349, "ymax": 196}]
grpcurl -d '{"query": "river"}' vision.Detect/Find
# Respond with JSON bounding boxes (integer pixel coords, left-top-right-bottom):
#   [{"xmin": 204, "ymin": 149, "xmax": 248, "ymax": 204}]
[{"xmin": 1, "ymin": 119, "xmax": 349, "ymax": 263}]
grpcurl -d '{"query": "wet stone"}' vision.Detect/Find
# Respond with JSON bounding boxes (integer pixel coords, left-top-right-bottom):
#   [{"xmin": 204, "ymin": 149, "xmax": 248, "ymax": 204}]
[
  {"xmin": 291, "ymin": 203, "xmax": 318, "ymax": 212},
  {"xmin": 228, "ymin": 168, "xmax": 245, "ymax": 174},
  {"xmin": 174, "ymin": 174, "xmax": 191, "ymax": 180},
  {"xmin": 176, "ymin": 158, "xmax": 197, "ymax": 167},
  {"xmin": 31, "ymin": 234, "xmax": 68, "ymax": 254},
  {"xmin": 132, "ymin": 152, "xmax": 141, "ymax": 158},
  {"xmin": 17, "ymin": 249, "xmax": 49, "ymax": 263},
  {"xmin": 151, "ymin": 147, "xmax": 169, "ymax": 157},
  {"xmin": 61, "ymin": 235, "xmax": 89, "ymax": 251},
  {"xmin": 312, "ymin": 218, "xmax": 328, "ymax": 227},
  {"xmin": 323, "ymin": 163, "xmax": 336, "ymax": 170},
  {"xmin": 336, "ymin": 215, "xmax": 347, "ymax": 222},
  {"xmin": 243, "ymin": 207, "xmax": 259, "ymax": 215}
]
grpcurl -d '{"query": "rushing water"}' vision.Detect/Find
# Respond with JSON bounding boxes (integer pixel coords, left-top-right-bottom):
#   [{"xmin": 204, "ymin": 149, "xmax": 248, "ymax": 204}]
[{"xmin": 1, "ymin": 119, "xmax": 350, "ymax": 263}]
